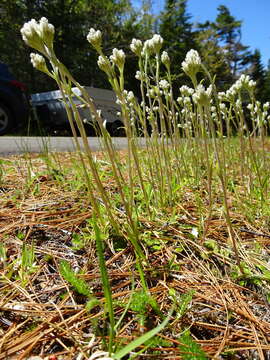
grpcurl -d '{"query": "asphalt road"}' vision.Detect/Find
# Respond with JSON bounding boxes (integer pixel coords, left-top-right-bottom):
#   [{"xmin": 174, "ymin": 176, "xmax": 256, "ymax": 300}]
[{"xmin": 0, "ymin": 137, "xmax": 147, "ymax": 156}]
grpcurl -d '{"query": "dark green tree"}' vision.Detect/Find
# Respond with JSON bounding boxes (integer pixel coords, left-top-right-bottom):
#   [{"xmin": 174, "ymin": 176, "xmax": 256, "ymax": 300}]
[
  {"xmin": 195, "ymin": 21, "xmax": 232, "ymax": 90},
  {"xmin": 248, "ymin": 49, "xmax": 266, "ymax": 102},
  {"xmin": 262, "ymin": 60, "xmax": 270, "ymax": 102},
  {"xmin": 0, "ymin": 0, "xmax": 138, "ymax": 92},
  {"xmin": 213, "ymin": 5, "xmax": 251, "ymax": 78},
  {"xmin": 158, "ymin": 0, "xmax": 197, "ymax": 85}
]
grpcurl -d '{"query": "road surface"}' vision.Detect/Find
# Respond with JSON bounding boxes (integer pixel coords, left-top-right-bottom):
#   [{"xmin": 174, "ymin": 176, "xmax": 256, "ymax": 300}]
[{"xmin": 0, "ymin": 137, "xmax": 149, "ymax": 156}]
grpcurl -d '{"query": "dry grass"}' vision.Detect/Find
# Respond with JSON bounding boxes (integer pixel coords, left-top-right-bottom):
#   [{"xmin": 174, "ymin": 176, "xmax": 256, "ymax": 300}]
[{"xmin": 0, "ymin": 150, "xmax": 270, "ymax": 359}]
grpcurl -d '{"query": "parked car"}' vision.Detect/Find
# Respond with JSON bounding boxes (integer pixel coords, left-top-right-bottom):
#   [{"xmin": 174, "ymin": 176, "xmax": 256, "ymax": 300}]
[
  {"xmin": 0, "ymin": 62, "xmax": 29, "ymax": 135},
  {"xmin": 31, "ymin": 86, "xmax": 125, "ymax": 136}
]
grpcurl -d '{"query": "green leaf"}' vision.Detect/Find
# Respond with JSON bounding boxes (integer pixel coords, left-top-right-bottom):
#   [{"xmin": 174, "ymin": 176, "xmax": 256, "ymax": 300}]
[
  {"xmin": 179, "ymin": 329, "xmax": 207, "ymax": 360},
  {"xmin": 59, "ymin": 260, "xmax": 91, "ymax": 297},
  {"xmin": 113, "ymin": 307, "xmax": 174, "ymax": 359}
]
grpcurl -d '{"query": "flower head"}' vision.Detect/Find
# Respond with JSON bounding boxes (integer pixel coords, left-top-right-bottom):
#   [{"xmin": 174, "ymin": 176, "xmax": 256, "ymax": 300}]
[
  {"xmin": 161, "ymin": 51, "xmax": 170, "ymax": 68},
  {"xmin": 38, "ymin": 17, "xmax": 55, "ymax": 47},
  {"xmin": 182, "ymin": 49, "xmax": 201, "ymax": 79},
  {"xmin": 151, "ymin": 34, "xmax": 163, "ymax": 53},
  {"xmin": 87, "ymin": 28, "xmax": 102, "ymax": 51},
  {"xmin": 192, "ymin": 84, "xmax": 212, "ymax": 106},
  {"xmin": 263, "ymin": 102, "xmax": 270, "ymax": 111},
  {"xmin": 142, "ymin": 34, "xmax": 164, "ymax": 56},
  {"xmin": 180, "ymin": 85, "xmax": 194, "ymax": 97},
  {"xmin": 135, "ymin": 70, "xmax": 143, "ymax": 80},
  {"xmin": 97, "ymin": 55, "xmax": 111, "ymax": 74},
  {"xmin": 159, "ymin": 79, "xmax": 170, "ymax": 91},
  {"xmin": 142, "ymin": 39, "xmax": 153, "ymax": 56},
  {"xmin": 130, "ymin": 38, "xmax": 143, "ymax": 56},
  {"xmin": 127, "ymin": 91, "xmax": 135, "ymax": 102},
  {"xmin": 30, "ymin": 53, "xmax": 49, "ymax": 73},
  {"xmin": 21, "ymin": 17, "xmax": 54, "ymax": 52},
  {"xmin": 110, "ymin": 48, "xmax": 125, "ymax": 69}
]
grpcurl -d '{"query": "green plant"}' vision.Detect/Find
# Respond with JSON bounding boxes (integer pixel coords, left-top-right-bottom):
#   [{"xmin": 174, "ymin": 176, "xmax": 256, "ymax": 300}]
[
  {"xmin": 59, "ymin": 260, "xmax": 92, "ymax": 297},
  {"xmin": 18, "ymin": 242, "xmax": 37, "ymax": 286},
  {"xmin": 93, "ymin": 220, "xmax": 116, "ymax": 354},
  {"xmin": 113, "ymin": 307, "xmax": 174, "ymax": 359},
  {"xmin": 179, "ymin": 329, "xmax": 207, "ymax": 360},
  {"xmin": 18, "ymin": 16, "xmax": 270, "ymax": 359}
]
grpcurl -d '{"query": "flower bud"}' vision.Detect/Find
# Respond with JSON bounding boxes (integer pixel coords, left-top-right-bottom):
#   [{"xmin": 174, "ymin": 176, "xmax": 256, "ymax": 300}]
[
  {"xmin": 180, "ymin": 85, "xmax": 194, "ymax": 96},
  {"xmin": 30, "ymin": 53, "xmax": 49, "ymax": 73},
  {"xmin": 161, "ymin": 51, "xmax": 170, "ymax": 68},
  {"xmin": 182, "ymin": 49, "xmax": 201, "ymax": 79},
  {"xmin": 87, "ymin": 28, "xmax": 102, "ymax": 51},
  {"xmin": 110, "ymin": 48, "xmax": 125, "ymax": 69},
  {"xmin": 192, "ymin": 84, "xmax": 212, "ymax": 106},
  {"xmin": 159, "ymin": 79, "xmax": 170, "ymax": 91},
  {"xmin": 151, "ymin": 34, "xmax": 163, "ymax": 53},
  {"xmin": 142, "ymin": 39, "xmax": 153, "ymax": 56},
  {"xmin": 21, "ymin": 19, "xmax": 44, "ymax": 52},
  {"xmin": 38, "ymin": 17, "xmax": 54, "ymax": 48},
  {"xmin": 130, "ymin": 39, "xmax": 143, "ymax": 56},
  {"xmin": 135, "ymin": 70, "xmax": 143, "ymax": 80},
  {"xmin": 97, "ymin": 55, "xmax": 111, "ymax": 74},
  {"xmin": 263, "ymin": 102, "xmax": 270, "ymax": 111},
  {"xmin": 21, "ymin": 17, "xmax": 54, "ymax": 52}
]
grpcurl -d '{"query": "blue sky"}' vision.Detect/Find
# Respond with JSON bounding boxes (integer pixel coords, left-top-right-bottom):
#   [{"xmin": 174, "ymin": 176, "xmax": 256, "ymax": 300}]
[{"xmin": 132, "ymin": 0, "xmax": 270, "ymax": 67}]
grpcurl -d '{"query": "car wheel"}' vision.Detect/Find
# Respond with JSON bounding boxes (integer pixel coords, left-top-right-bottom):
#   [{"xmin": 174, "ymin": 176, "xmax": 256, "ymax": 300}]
[{"xmin": 0, "ymin": 102, "xmax": 14, "ymax": 135}]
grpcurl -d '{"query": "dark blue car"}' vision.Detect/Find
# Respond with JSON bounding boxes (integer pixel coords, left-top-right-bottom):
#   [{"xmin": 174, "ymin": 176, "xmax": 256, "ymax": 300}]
[{"xmin": 0, "ymin": 62, "xmax": 29, "ymax": 135}]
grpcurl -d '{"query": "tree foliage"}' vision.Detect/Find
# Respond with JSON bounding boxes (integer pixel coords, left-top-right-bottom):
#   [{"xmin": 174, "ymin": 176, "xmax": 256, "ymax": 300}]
[
  {"xmin": 213, "ymin": 5, "xmax": 251, "ymax": 78},
  {"xmin": 249, "ymin": 49, "xmax": 266, "ymax": 102},
  {"xmin": 0, "ymin": 0, "xmax": 139, "ymax": 92},
  {"xmin": 0, "ymin": 0, "xmax": 269, "ymax": 103},
  {"xmin": 158, "ymin": 0, "xmax": 197, "ymax": 86},
  {"xmin": 195, "ymin": 21, "xmax": 232, "ymax": 90}
]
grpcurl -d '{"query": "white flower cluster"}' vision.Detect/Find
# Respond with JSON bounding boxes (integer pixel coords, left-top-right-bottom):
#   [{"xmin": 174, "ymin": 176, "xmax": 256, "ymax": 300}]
[
  {"xmin": 97, "ymin": 55, "xmax": 111, "ymax": 74},
  {"xmin": 161, "ymin": 51, "xmax": 170, "ymax": 68},
  {"xmin": 219, "ymin": 103, "xmax": 227, "ymax": 112},
  {"xmin": 180, "ymin": 85, "xmax": 194, "ymax": 97},
  {"xmin": 192, "ymin": 84, "xmax": 212, "ymax": 106},
  {"xmin": 127, "ymin": 91, "xmax": 135, "ymax": 102},
  {"xmin": 21, "ymin": 17, "xmax": 55, "ymax": 52},
  {"xmin": 183, "ymin": 96, "xmax": 192, "ymax": 105},
  {"xmin": 182, "ymin": 49, "xmax": 201, "ymax": 78},
  {"xmin": 220, "ymin": 75, "xmax": 257, "ymax": 102},
  {"xmin": 130, "ymin": 38, "xmax": 143, "ymax": 56},
  {"xmin": 87, "ymin": 28, "xmax": 102, "ymax": 50},
  {"xmin": 142, "ymin": 34, "xmax": 164, "ymax": 56},
  {"xmin": 159, "ymin": 79, "xmax": 170, "ymax": 91},
  {"xmin": 146, "ymin": 89, "xmax": 155, "ymax": 98},
  {"xmin": 247, "ymin": 100, "xmax": 270, "ymax": 126},
  {"xmin": 116, "ymin": 90, "xmax": 135, "ymax": 106},
  {"xmin": 116, "ymin": 90, "xmax": 137, "ymax": 125},
  {"xmin": 30, "ymin": 53, "xmax": 48, "ymax": 73},
  {"xmin": 135, "ymin": 70, "xmax": 143, "ymax": 80},
  {"xmin": 263, "ymin": 102, "xmax": 270, "ymax": 111},
  {"xmin": 231, "ymin": 74, "xmax": 256, "ymax": 93},
  {"xmin": 110, "ymin": 48, "xmax": 125, "ymax": 69},
  {"xmin": 235, "ymin": 99, "xmax": 243, "ymax": 112}
]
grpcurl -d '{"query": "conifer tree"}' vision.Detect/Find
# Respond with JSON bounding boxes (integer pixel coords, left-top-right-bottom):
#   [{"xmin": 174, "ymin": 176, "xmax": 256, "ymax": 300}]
[
  {"xmin": 249, "ymin": 49, "xmax": 266, "ymax": 102},
  {"xmin": 263, "ymin": 60, "xmax": 270, "ymax": 102},
  {"xmin": 213, "ymin": 5, "xmax": 251, "ymax": 78},
  {"xmin": 159, "ymin": 0, "xmax": 197, "ymax": 86},
  {"xmin": 195, "ymin": 21, "xmax": 232, "ymax": 90}
]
